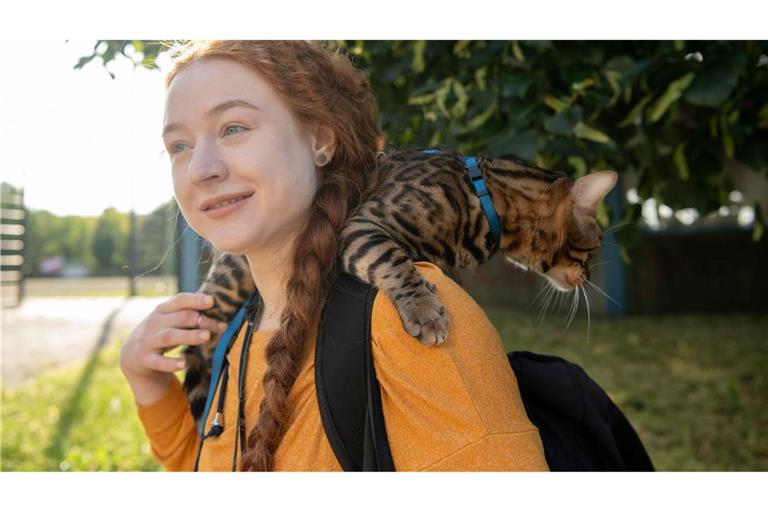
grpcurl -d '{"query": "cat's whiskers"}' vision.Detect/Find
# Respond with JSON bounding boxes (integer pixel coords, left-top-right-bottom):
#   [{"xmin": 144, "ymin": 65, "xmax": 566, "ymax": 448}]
[
  {"xmin": 538, "ymin": 285, "xmax": 557, "ymax": 326},
  {"xmin": 601, "ymin": 219, "xmax": 638, "ymax": 237},
  {"xmin": 585, "ymin": 279, "xmax": 623, "ymax": 307},
  {"xmin": 529, "ymin": 283, "xmax": 551, "ymax": 308},
  {"xmin": 561, "ymin": 287, "xmax": 579, "ymax": 334},
  {"xmin": 581, "ymin": 285, "xmax": 591, "ymax": 341},
  {"xmin": 589, "ymin": 260, "xmax": 611, "ymax": 270}
]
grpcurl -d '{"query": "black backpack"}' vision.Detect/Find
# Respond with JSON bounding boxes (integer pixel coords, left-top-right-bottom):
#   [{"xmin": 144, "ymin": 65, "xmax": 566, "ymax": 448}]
[{"xmin": 315, "ymin": 272, "xmax": 655, "ymax": 471}]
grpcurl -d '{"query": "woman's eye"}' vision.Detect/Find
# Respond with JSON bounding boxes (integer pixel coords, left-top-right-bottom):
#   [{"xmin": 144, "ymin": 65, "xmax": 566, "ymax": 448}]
[
  {"xmin": 223, "ymin": 125, "xmax": 248, "ymax": 137},
  {"xmin": 169, "ymin": 142, "xmax": 188, "ymax": 155}
]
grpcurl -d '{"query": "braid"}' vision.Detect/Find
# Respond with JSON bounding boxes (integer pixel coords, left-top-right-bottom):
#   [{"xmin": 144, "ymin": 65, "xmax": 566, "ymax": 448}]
[{"xmin": 241, "ymin": 171, "xmax": 361, "ymax": 471}]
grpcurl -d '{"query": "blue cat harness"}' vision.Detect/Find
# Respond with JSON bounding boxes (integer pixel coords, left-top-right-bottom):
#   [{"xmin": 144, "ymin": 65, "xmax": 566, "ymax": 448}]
[{"xmin": 420, "ymin": 148, "xmax": 502, "ymax": 248}]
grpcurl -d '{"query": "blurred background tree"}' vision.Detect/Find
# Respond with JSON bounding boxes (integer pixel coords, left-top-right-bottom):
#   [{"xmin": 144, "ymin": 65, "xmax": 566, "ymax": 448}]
[{"xmin": 78, "ymin": 40, "xmax": 768, "ymax": 246}]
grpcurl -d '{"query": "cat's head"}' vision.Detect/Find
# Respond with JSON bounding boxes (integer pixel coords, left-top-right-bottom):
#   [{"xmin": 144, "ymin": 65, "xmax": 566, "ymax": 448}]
[{"xmin": 504, "ymin": 170, "xmax": 618, "ymax": 291}]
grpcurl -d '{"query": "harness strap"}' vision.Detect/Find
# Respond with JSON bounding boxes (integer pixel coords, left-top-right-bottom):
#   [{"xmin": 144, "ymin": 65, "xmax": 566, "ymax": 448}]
[{"xmin": 420, "ymin": 148, "xmax": 502, "ymax": 248}]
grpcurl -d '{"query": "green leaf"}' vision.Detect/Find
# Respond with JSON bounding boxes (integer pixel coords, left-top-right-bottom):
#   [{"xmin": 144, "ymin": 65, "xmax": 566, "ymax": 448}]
[
  {"xmin": 434, "ymin": 79, "xmax": 452, "ymax": 118},
  {"xmin": 684, "ymin": 55, "xmax": 746, "ymax": 107},
  {"xmin": 504, "ymin": 130, "xmax": 540, "ymax": 161},
  {"xmin": 568, "ymin": 155, "xmax": 587, "ymax": 177},
  {"xmin": 474, "ymin": 66, "xmax": 487, "ymax": 90},
  {"xmin": 647, "ymin": 72, "xmax": 695, "ymax": 123},
  {"xmin": 511, "ymin": 41, "xmax": 525, "ymax": 63},
  {"xmin": 603, "ymin": 69, "xmax": 623, "ymax": 107},
  {"xmin": 451, "ymin": 80, "xmax": 469, "ymax": 118},
  {"xmin": 619, "ymin": 93, "xmax": 654, "ymax": 128},
  {"xmin": 543, "ymin": 113, "xmax": 575, "ymax": 135},
  {"xmin": 571, "ymin": 77, "xmax": 595, "ymax": 95},
  {"xmin": 457, "ymin": 100, "xmax": 497, "ymax": 134},
  {"xmin": 411, "ymin": 40, "xmax": 426, "ymax": 74},
  {"xmin": 73, "ymin": 54, "xmax": 96, "ymax": 70},
  {"xmin": 408, "ymin": 92, "xmax": 435, "ymax": 106},
  {"xmin": 673, "ymin": 143, "xmax": 690, "ymax": 181},
  {"xmin": 759, "ymin": 102, "xmax": 768, "ymax": 121},
  {"xmin": 752, "ymin": 221, "xmax": 764, "ymax": 242},
  {"xmin": 573, "ymin": 122, "xmax": 611, "ymax": 144},
  {"xmin": 501, "ymin": 74, "xmax": 532, "ymax": 98},
  {"xmin": 544, "ymin": 95, "xmax": 571, "ymax": 113}
]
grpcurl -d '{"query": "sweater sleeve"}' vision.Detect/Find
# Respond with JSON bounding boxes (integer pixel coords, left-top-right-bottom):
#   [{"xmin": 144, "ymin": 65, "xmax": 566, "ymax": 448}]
[
  {"xmin": 135, "ymin": 374, "xmax": 199, "ymax": 472},
  {"xmin": 370, "ymin": 261, "xmax": 549, "ymax": 471}
]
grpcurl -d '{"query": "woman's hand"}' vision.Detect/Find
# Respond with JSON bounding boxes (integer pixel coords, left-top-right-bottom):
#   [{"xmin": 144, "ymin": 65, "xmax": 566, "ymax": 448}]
[{"xmin": 120, "ymin": 292, "xmax": 227, "ymax": 405}]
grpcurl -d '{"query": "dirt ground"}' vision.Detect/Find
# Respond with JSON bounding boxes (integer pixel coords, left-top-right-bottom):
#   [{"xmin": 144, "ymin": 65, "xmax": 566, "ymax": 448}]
[{"xmin": 2, "ymin": 296, "xmax": 168, "ymax": 390}]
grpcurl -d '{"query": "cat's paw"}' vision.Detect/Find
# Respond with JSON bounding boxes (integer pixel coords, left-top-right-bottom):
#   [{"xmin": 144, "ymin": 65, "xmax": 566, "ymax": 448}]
[{"xmin": 396, "ymin": 292, "xmax": 450, "ymax": 346}]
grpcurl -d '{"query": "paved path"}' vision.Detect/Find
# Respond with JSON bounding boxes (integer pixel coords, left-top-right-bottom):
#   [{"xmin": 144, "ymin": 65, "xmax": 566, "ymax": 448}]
[{"xmin": 2, "ymin": 296, "xmax": 169, "ymax": 390}]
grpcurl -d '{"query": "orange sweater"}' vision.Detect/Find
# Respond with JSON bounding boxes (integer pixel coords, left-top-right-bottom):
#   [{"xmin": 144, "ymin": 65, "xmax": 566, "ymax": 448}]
[{"xmin": 135, "ymin": 261, "xmax": 548, "ymax": 471}]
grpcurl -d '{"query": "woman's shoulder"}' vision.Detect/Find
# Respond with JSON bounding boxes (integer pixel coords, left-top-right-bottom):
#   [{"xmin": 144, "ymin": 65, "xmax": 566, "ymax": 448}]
[
  {"xmin": 371, "ymin": 260, "xmax": 502, "ymax": 360},
  {"xmin": 369, "ymin": 260, "xmax": 539, "ymax": 438}
]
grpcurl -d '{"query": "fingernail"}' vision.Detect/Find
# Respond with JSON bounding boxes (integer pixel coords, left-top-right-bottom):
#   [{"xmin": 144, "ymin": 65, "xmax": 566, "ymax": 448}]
[
  {"xmin": 204, "ymin": 295, "xmax": 214, "ymax": 305},
  {"xmin": 199, "ymin": 330, "xmax": 210, "ymax": 340},
  {"xmin": 177, "ymin": 360, "xmax": 186, "ymax": 369},
  {"xmin": 218, "ymin": 322, "xmax": 228, "ymax": 331}
]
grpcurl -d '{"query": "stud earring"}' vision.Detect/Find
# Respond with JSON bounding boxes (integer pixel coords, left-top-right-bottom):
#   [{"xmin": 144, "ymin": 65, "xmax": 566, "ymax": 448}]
[{"xmin": 316, "ymin": 153, "xmax": 329, "ymax": 166}]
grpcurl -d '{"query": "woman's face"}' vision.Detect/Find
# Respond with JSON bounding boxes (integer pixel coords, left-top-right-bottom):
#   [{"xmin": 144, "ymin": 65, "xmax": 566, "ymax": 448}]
[{"xmin": 162, "ymin": 57, "xmax": 322, "ymax": 256}]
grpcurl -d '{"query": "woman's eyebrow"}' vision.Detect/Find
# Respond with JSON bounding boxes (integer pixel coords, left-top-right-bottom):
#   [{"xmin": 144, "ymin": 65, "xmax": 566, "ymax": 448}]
[{"xmin": 162, "ymin": 99, "xmax": 261, "ymax": 137}]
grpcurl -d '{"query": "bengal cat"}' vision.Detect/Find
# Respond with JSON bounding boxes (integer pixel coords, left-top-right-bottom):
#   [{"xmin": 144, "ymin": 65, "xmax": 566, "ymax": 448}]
[{"xmin": 181, "ymin": 145, "xmax": 617, "ymax": 420}]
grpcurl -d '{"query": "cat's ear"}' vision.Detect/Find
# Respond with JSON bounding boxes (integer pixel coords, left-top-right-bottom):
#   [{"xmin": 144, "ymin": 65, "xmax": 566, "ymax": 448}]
[{"xmin": 571, "ymin": 171, "xmax": 618, "ymax": 213}]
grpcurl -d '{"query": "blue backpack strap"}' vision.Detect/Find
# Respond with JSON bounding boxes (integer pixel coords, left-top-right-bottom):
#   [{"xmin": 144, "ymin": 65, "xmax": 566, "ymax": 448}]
[{"xmin": 196, "ymin": 304, "xmax": 248, "ymax": 437}]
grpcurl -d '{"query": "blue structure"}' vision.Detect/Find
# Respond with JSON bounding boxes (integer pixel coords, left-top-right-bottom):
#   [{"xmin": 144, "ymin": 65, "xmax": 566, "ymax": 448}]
[
  {"xmin": 177, "ymin": 215, "xmax": 202, "ymax": 293},
  {"xmin": 601, "ymin": 176, "xmax": 627, "ymax": 317}
]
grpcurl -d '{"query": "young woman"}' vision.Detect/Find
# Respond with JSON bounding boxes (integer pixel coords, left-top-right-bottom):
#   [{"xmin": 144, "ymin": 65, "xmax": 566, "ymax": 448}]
[{"xmin": 120, "ymin": 40, "xmax": 548, "ymax": 471}]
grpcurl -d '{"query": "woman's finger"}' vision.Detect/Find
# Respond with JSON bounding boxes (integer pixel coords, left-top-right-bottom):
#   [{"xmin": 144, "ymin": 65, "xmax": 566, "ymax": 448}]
[
  {"xmin": 142, "ymin": 352, "xmax": 188, "ymax": 373},
  {"xmin": 154, "ymin": 292, "xmax": 214, "ymax": 315},
  {"xmin": 146, "ymin": 327, "xmax": 212, "ymax": 351},
  {"xmin": 151, "ymin": 309, "xmax": 229, "ymax": 334}
]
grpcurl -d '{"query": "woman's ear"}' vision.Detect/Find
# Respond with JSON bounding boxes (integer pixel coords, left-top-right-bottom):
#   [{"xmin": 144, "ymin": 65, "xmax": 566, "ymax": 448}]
[{"xmin": 310, "ymin": 123, "xmax": 337, "ymax": 166}]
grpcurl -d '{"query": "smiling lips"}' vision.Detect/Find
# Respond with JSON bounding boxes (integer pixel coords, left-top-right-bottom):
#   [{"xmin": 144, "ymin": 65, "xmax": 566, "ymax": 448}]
[{"xmin": 201, "ymin": 192, "xmax": 254, "ymax": 211}]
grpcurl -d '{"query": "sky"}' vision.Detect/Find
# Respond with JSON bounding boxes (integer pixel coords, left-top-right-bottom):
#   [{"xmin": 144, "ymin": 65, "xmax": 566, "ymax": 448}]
[{"xmin": 1, "ymin": 40, "xmax": 174, "ymax": 217}]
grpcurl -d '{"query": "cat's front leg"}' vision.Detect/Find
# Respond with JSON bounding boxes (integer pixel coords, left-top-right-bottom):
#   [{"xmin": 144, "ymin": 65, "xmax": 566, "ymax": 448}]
[{"xmin": 340, "ymin": 220, "xmax": 449, "ymax": 346}]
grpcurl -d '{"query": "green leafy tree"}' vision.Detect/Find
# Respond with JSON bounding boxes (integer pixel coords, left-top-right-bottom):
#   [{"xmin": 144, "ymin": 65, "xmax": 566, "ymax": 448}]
[
  {"xmin": 91, "ymin": 207, "xmax": 129, "ymax": 275},
  {"xmin": 77, "ymin": 40, "xmax": 768, "ymax": 243},
  {"xmin": 136, "ymin": 199, "xmax": 178, "ymax": 275}
]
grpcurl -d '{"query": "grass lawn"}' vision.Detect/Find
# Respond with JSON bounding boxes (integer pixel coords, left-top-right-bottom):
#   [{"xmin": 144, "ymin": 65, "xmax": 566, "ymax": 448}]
[
  {"xmin": 487, "ymin": 309, "xmax": 768, "ymax": 471},
  {"xmin": 2, "ymin": 310, "xmax": 766, "ymax": 471}
]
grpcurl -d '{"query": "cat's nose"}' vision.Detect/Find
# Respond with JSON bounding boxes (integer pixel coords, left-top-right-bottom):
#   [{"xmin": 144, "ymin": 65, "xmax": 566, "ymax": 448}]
[{"xmin": 566, "ymin": 268, "xmax": 585, "ymax": 287}]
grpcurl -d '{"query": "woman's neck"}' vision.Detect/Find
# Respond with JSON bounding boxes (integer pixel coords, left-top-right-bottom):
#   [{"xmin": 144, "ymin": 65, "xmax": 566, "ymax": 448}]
[{"xmin": 243, "ymin": 235, "xmax": 297, "ymax": 332}]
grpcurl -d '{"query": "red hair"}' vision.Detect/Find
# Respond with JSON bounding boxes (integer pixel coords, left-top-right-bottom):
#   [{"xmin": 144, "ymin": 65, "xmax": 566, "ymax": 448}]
[{"xmin": 165, "ymin": 40, "xmax": 382, "ymax": 470}]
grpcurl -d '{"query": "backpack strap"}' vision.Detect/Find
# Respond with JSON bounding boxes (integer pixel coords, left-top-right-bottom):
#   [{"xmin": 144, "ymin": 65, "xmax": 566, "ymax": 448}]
[
  {"xmin": 315, "ymin": 272, "xmax": 395, "ymax": 471},
  {"xmin": 196, "ymin": 303, "xmax": 248, "ymax": 437}
]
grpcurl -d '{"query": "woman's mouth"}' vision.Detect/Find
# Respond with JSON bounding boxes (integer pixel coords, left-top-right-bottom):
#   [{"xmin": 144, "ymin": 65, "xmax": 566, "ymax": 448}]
[{"xmin": 202, "ymin": 193, "xmax": 253, "ymax": 219}]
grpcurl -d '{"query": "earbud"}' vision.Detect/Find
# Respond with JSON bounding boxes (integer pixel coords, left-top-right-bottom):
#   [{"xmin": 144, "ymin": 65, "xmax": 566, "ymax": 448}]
[{"xmin": 203, "ymin": 412, "xmax": 224, "ymax": 439}]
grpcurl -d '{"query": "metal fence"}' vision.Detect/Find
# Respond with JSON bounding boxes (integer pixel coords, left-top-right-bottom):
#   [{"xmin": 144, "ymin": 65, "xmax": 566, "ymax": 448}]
[{"xmin": 1, "ymin": 186, "xmax": 26, "ymax": 308}]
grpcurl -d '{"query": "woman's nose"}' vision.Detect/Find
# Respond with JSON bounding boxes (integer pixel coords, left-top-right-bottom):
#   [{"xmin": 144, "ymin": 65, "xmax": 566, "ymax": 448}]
[{"xmin": 188, "ymin": 141, "xmax": 227, "ymax": 184}]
